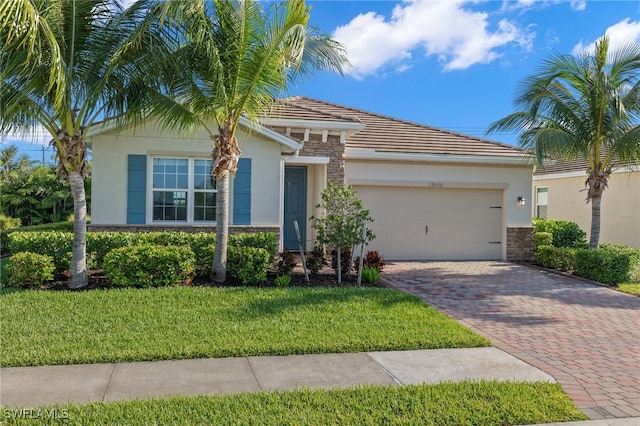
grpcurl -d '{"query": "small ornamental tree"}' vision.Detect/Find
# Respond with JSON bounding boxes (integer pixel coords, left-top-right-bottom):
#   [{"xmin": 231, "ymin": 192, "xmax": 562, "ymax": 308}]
[{"xmin": 310, "ymin": 181, "xmax": 374, "ymax": 283}]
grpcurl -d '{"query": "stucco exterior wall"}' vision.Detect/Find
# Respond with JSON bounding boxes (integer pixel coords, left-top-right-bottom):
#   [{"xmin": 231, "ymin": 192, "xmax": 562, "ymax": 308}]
[
  {"xmin": 534, "ymin": 170, "xmax": 640, "ymax": 249},
  {"xmin": 90, "ymin": 121, "xmax": 283, "ymax": 226},
  {"xmin": 345, "ymin": 159, "xmax": 533, "ymax": 226}
]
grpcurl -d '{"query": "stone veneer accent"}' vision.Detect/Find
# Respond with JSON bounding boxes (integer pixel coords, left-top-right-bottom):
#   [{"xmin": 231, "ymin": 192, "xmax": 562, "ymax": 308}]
[
  {"xmin": 87, "ymin": 224, "xmax": 279, "ymax": 238},
  {"xmin": 271, "ymin": 126, "xmax": 346, "ymax": 184},
  {"xmin": 506, "ymin": 227, "xmax": 535, "ymax": 262}
]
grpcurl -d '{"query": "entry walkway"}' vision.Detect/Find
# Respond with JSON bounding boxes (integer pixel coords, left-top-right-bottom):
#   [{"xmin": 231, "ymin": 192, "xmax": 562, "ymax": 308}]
[{"xmin": 382, "ymin": 261, "xmax": 640, "ymax": 420}]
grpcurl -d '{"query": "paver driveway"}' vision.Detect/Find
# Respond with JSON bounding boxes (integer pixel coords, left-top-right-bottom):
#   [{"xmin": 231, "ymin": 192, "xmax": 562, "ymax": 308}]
[{"xmin": 382, "ymin": 261, "xmax": 640, "ymax": 420}]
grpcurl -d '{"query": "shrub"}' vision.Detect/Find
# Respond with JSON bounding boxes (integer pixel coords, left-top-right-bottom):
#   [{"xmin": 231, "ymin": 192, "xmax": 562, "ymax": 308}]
[
  {"xmin": 573, "ymin": 245, "xmax": 639, "ymax": 285},
  {"xmin": 103, "ymin": 245, "xmax": 196, "ymax": 288},
  {"xmin": 355, "ymin": 250, "xmax": 386, "ymax": 272},
  {"xmin": 274, "ymin": 274, "xmax": 292, "ymax": 287},
  {"xmin": 7, "ymin": 231, "xmax": 73, "ymax": 272},
  {"xmin": 193, "ymin": 243, "xmax": 215, "ymax": 278},
  {"xmin": 60, "ymin": 251, "xmax": 99, "ymax": 274},
  {"xmin": 87, "ymin": 232, "xmax": 137, "ymax": 264},
  {"xmin": 142, "ymin": 231, "xmax": 196, "ymax": 247},
  {"xmin": 0, "ymin": 215, "xmax": 21, "ymax": 231},
  {"xmin": 535, "ymin": 245, "xmax": 575, "ymax": 271},
  {"xmin": 276, "ymin": 248, "xmax": 297, "ymax": 275},
  {"xmin": 553, "ymin": 248, "xmax": 575, "ymax": 271},
  {"xmin": 5, "ymin": 230, "xmax": 277, "ymax": 281},
  {"xmin": 361, "ymin": 266, "xmax": 381, "ymax": 284},
  {"xmin": 532, "ymin": 219, "xmax": 587, "ymax": 248},
  {"xmin": 533, "ymin": 232, "xmax": 553, "ymax": 249},
  {"xmin": 6, "ymin": 252, "xmax": 55, "ymax": 288},
  {"xmin": 0, "ymin": 222, "xmax": 74, "ymax": 255},
  {"xmin": 306, "ymin": 244, "xmax": 327, "ymax": 277},
  {"xmin": 227, "ymin": 246, "xmax": 271, "ymax": 285},
  {"xmin": 230, "ymin": 233, "xmax": 277, "ymax": 263},
  {"xmin": 534, "ymin": 245, "xmax": 554, "ymax": 268}
]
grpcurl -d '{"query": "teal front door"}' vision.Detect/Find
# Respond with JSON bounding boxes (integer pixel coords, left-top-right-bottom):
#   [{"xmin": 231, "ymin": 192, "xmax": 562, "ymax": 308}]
[{"xmin": 284, "ymin": 166, "xmax": 307, "ymax": 251}]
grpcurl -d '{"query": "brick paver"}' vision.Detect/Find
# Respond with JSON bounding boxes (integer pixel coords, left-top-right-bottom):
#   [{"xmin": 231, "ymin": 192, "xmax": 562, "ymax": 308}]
[{"xmin": 382, "ymin": 261, "xmax": 640, "ymax": 420}]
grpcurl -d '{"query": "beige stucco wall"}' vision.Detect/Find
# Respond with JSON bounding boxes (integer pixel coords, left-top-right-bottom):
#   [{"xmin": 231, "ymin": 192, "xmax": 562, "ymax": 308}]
[
  {"xmin": 89, "ymin": 120, "xmax": 283, "ymax": 226},
  {"xmin": 534, "ymin": 170, "xmax": 640, "ymax": 249},
  {"xmin": 345, "ymin": 159, "xmax": 533, "ymax": 260},
  {"xmin": 346, "ymin": 159, "xmax": 533, "ymax": 225}
]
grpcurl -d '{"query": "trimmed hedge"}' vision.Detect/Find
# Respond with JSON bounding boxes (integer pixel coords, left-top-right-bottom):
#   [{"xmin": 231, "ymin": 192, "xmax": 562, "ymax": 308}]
[
  {"xmin": 574, "ymin": 245, "xmax": 640, "ymax": 285},
  {"xmin": 532, "ymin": 218, "xmax": 587, "ymax": 248},
  {"xmin": 6, "ymin": 230, "xmax": 270, "ymax": 274},
  {"xmin": 227, "ymin": 246, "xmax": 272, "ymax": 285},
  {"xmin": 229, "ymin": 232, "xmax": 277, "ymax": 263},
  {"xmin": 5, "ymin": 231, "xmax": 276, "ymax": 285},
  {"xmin": 535, "ymin": 245, "xmax": 575, "ymax": 272},
  {"xmin": 6, "ymin": 252, "xmax": 55, "ymax": 288},
  {"xmin": 533, "ymin": 232, "xmax": 553, "ymax": 249},
  {"xmin": 6, "ymin": 231, "xmax": 73, "ymax": 272},
  {"xmin": 0, "ymin": 221, "xmax": 74, "ymax": 254},
  {"xmin": 103, "ymin": 245, "xmax": 196, "ymax": 287}
]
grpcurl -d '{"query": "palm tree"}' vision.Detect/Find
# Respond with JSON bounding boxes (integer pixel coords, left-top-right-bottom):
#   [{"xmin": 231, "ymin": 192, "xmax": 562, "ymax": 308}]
[
  {"xmin": 488, "ymin": 36, "xmax": 640, "ymax": 248},
  {"xmin": 0, "ymin": 0, "xmax": 176, "ymax": 288},
  {"xmin": 0, "ymin": 145, "xmax": 36, "ymax": 182},
  {"xmin": 144, "ymin": 0, "xmax": 349, "ymax": 282}
]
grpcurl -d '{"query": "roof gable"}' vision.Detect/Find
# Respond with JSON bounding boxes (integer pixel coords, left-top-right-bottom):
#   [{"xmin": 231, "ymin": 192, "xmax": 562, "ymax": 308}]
[{"xmin": 86, "ymin": 115, "xmax": 302, "ymax": 152}]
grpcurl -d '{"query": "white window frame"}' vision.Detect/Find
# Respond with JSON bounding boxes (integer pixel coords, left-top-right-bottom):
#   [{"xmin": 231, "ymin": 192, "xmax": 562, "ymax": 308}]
[
  {"xmin": 147, "ymin": 156, "xmax": 216, "ymax": 224},
  {"xmin": 536, "ymin": 186, "xmax": 548, "ymax": 219}
]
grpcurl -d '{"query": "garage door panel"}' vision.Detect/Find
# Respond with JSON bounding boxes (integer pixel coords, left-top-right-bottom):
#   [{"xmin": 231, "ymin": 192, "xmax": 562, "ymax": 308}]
[{"xmin": 355, "ymin": 186, "xmax": 502, "ymax": 260}]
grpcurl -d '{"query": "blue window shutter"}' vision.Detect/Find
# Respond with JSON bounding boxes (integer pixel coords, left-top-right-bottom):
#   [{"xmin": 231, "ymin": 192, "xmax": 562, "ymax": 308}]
[
  {"xmin": 127, "ymin": 155, "xmax": 147, "ymax": 224},
  {"xmin": 233, "ymin": 158, "xmax": 251, "ymax": 225}
]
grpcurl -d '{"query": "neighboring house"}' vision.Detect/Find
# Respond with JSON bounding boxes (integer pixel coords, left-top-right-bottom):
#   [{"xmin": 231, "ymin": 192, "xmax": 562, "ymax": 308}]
[
  {"xmin": 533, "ymin": 161, "xmax": 640, "ymax": 249},
  {"xmin": 87, "ymin": 97, "xmax": 535, "ymax": 261}
]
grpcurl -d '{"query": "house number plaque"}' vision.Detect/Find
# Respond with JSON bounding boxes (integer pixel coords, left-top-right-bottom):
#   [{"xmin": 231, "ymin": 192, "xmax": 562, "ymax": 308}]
[{"xmin": 429, "ymin": 182, "xmax": 444, "ymax": 188}]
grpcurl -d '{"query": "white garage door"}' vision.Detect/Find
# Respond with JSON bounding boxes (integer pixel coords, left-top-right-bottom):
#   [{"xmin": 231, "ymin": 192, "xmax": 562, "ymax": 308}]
[{"xmin": 354, "ymin": 186, "xmax": 503, "ymax": 260}]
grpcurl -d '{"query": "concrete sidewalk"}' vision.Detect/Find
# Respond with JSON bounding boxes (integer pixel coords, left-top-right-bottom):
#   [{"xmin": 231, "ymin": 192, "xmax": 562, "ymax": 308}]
[{"xmin": 1, "ymin": 347, "xmax": 553, "ymax": 407}]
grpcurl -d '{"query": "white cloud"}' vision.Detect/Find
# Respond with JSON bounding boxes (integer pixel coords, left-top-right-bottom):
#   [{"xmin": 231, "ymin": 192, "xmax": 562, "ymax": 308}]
[
  {"xmin": 508, "ymin": 0, "xmax": 585, "ymax": 12},
  {"xmin": 572, "ymin": 18, "xmax": 640, "ymax": 55},
  {"xmin": 569, "ymin": 0, "xmax": 586, "ymax": 12},
  {"xmin": 1, "ymin": 125, "xmax": 51, "ymax": 146},
  {"xmin": 332, "ymin": 0, "xmax": 532, "ymax": 78}
]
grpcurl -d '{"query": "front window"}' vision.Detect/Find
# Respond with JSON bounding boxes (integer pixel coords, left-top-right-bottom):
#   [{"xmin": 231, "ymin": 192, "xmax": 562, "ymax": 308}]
[
  {"xmin": 152, "ymin": 157, "xmax": 216, "ymax": 223},
  {"xmin": 536, "ymin": 187, "xmax": 548, "ymax": 219}
]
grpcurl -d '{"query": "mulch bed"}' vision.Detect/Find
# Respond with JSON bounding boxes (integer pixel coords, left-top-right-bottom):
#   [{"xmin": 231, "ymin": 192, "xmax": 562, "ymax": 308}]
[{"xmin": 45, "ymin": 268, "xmax": 382, "ymax": 291}]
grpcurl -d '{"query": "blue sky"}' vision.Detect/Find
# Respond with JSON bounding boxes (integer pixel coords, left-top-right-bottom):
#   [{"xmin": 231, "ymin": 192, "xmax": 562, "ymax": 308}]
[
  {"xmin": 3, "ymin": 0, "xmax": 640, "ymax": 162},
  {"xmin": 291, "ymin": 0, "xmax": 640, "ymax": 146}
]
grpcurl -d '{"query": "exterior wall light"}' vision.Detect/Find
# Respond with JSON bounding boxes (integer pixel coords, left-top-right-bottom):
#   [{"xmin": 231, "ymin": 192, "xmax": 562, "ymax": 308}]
[{"xmin": 517, "ymin": 196, "xmax": 526, "ymax": 207}]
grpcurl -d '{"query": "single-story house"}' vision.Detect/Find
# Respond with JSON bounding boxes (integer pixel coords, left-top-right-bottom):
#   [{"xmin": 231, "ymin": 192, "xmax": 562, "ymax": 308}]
[
  {"xmin": 87, "ymin": 96, "xmax": 535, "ymax": 261},
  {"xmin": 533, "ymin": 161, "xmax": 640, "ymax": 249}
]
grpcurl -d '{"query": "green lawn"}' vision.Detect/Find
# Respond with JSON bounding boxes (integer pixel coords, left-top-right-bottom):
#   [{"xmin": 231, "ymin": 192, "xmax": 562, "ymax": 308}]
[
  {"xmin": 618, "ymin": 282, "xmax": 640, "ymax": 296},
  {"xmin": 1, "ymin": 286, "xmax": 490, "ymax": 367},
  {"xmin": 1, "ymin": 382, "xmax": 587, "ymax": 426}
]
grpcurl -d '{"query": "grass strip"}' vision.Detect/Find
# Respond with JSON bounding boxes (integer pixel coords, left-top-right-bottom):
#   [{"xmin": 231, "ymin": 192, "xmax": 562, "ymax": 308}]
[
  {"xmin": 617, "ymin": 282, "xmax": 640, "ymax": 296},
  {"xmin": 1, "ymin": 287, "xmax": 489, "ymax": 367},
  {"xmin": 0, "ymin": 382, "xmax": 588, "ymax": 425}
]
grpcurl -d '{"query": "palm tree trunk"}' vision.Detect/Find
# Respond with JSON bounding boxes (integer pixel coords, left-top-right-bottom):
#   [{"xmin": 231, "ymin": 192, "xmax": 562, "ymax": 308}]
[
  {"xmin": 68, "ymin": 170, "xmax": 88, "ymax": 289},
  {"xmin": 589, "ymin": 194, "xmax": 602, "ymax": 249},
  {"xmin": 212, "ymin": 174, "xmax": 229, "ymax": 282}
]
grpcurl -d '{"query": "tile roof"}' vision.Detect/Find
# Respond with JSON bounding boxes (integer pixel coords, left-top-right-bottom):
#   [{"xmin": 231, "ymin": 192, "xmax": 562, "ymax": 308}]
[
  {"xmin": 534, "ymin": 153, "xmax": 638, "ymax": 176},
  {"xmin": 270, "ymin": 96, "xmax": 527, "ymax": 158},
  {"xmin": 534, "ymin": 158, "xmax": 590, "ymax": 176}
]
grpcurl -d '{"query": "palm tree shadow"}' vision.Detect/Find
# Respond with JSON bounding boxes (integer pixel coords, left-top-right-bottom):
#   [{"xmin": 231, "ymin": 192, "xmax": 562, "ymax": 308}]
[{"xmin": 219, "ymin": 287, "xmax": 425, "ymax": 320}]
